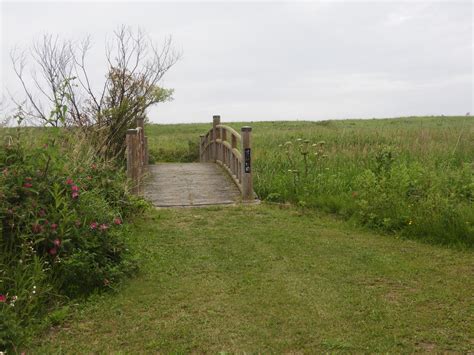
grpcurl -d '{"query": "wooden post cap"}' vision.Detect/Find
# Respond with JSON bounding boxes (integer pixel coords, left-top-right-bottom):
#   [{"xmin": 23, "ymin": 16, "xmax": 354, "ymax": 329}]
[
  {"xmin": 241, "ymin": 126, "xmax": 252, "ymax": 132},
  {"xmin": 127, "ymin": 129, "xmax": 138, "ymax": 135}
]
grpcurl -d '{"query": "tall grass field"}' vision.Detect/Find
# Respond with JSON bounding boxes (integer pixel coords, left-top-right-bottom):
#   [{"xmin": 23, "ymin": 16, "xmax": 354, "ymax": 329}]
[{"xmin": 146, "ymin": 116, "xmax": 474, "ymax": 247}]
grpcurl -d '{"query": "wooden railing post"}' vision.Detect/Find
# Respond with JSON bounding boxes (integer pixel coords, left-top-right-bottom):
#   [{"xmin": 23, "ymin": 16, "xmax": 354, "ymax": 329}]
[
  {"xmin": 241, "ymin": 126, "xmax": 253, "ymax": 201},
  {"xmin": 204, "ymin": 135, "xmax": 208, "ymax": 162},
  {"xmin": 231, "ymin": 134, "xmax": 237, "ymax": 180},
  {"xmin": 221, "ymin": 127, "xmax": 226, "ymax": 164},
  {"xmin": 199, "ymin": 135, "xmax": 205, "ymax": 162},
  {"xmin": 136, "ymin": 118, "xmax": 145, "ymax": 171},
  {"xmin": 126, "ymin": 130, "xmax": 134, "ymax": 181},
  {"xmin": 144, "ymin": 136, "xmax": 149, "ymax": 169},
  {"xmin": 125, "ymin": 119, "xmax": 149, "ymax": 196},
  {"xmin": 126, "ymin": 129, "xmax": 139, "ymax": 194},
  {"xmin": 213, "ymin": 115, "xmax": 220, "ymax": 162}
]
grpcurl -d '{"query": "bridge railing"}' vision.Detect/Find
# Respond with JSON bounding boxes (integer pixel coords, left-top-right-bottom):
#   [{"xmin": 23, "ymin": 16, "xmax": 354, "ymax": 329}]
[
  {"xmin": 199, "ymin": 115, "xmax": 254, "ymax": 200},
  {"xmin": 126, "ymin": 118, "xmax": 148, "ymax": 195}
]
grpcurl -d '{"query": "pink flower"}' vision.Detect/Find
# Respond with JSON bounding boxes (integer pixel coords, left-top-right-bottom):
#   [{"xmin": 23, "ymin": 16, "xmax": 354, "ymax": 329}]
[
  {"xmin": 23, "ymin": 183, "xmax": 33, "ymax": 188},
  {"xmin": 113, "ymin": 218, "xmax": 122, "ymax": 225},
  {"xmin": 99, "ymin": 223, "xmax": 109, "ymax": 231},
  {"xmin": 72, "ymin": 192, "xmax": 79, "ymax": 199},
  {"xmin": 71, "ymin": 185, "xmax": 80, "ymax": 192},
  {"xmin": 38, "ymin": 209, "xmax": 46, "ymax": 217},
  {"xmin": 48, "ymin": 247, "xmax": 57, "ymax": 256},
  {"xmin": 53, "ymin": 239, "xmax": 61, "ymax": 247},
  {"xmin": 0, "ymin": 294, "xmax": 6, "ymax": 302},
  {"xmin": 66, "ymin": 178, "xmax": 74, "ymax": 185},
  {"xmin": 51, "ymin": 223, "xmax": 58, "ymax": 231},
  {"xmin": 90, "ymin": 222, "xmax": 98, "ymax": 230}
]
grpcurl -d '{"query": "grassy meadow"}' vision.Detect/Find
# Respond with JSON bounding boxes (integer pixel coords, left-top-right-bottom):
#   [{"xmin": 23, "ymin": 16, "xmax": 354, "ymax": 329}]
[
  {"xmin": 31, "ymin": 205, "xmax": 474, "ymax": 352},
  {"xmin": 146, "ymin": 116, "xmax": 474, "ymax": 247}
]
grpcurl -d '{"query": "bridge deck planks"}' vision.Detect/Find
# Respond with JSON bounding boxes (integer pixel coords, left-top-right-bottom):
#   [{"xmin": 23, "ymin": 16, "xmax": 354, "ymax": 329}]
[{"xmin": 144, "ymin": 163, "xmax": 241, "ymax": 207}]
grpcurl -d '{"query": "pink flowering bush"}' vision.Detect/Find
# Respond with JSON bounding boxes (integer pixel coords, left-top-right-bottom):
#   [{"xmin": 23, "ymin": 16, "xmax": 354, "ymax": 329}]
[{"xmin": 0, "ymin": 130, "xmax": 144, "ymax": 349}]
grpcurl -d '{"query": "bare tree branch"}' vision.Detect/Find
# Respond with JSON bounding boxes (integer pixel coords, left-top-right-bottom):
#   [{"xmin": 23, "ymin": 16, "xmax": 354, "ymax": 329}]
[{"xmin": 9, "ymin": 25, "xmax": 180, "ymax": 159}]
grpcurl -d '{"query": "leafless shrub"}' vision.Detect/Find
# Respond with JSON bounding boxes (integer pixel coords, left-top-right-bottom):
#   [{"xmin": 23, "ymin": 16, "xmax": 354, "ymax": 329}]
[{"xmin": 10, "ymin": 25, "xmax": 180, "ymax": 160}]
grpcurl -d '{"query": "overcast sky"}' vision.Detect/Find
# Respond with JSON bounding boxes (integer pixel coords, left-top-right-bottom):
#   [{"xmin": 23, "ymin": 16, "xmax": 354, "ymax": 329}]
[{"xmin": 1, "ymin": 1, "xmax": 472, "ymax": 123}]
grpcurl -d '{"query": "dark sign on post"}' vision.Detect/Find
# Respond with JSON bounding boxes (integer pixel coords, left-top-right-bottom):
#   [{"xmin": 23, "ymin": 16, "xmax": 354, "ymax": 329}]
[{"xmin": 244, "ymin": 148, "xmax": 251, "ymax": 173}]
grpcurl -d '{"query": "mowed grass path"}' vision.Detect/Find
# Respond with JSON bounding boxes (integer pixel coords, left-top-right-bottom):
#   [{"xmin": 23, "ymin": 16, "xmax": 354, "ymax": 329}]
[{"xmin": 33, "ymin": 205, "xmax": 473, "ymax": 352}]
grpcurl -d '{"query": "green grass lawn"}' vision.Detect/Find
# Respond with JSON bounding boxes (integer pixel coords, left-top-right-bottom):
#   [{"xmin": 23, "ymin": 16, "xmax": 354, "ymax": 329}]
[{"xmin": 31, "ymin": 204, "xmax": 473, "ymax": 353}]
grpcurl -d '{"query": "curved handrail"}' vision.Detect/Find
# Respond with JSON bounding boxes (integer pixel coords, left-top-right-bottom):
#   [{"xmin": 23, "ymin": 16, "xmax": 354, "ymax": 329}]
[
  {"xmin": 216, "ymin": 124, "xmax": 241, "ymax": 141},
  {"xmin": 199, "ymin": 116, "xmax": 253, "ymax": 200}
]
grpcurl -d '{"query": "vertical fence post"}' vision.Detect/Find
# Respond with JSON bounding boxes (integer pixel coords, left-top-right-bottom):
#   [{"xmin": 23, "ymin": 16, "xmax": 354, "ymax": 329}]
[
  {"xmin": 207, "ymin": 134, "xmax": 211, "ymax": 162},
  {"xmin": 126, "ymin": 129, "xmax": 139, "ymax": 194},
  {"xmin": 136, "ymin": 131, "xmax": 144, "ymax": 195},
  {"xmin": 199, "ymin": 135, "xmax": 205, "ymax": 162},
  {"xmin": 136, "ymin": 118, "xmax": 145, "ymax": 172},
  {"xmin": 221, "ymin": 127, "xmax": 226, "ymax": 164},
  {"xmin": 126, "ymin": 130, "xmax": 134, "ymax": 181},
  {"xmin": 231, "ymin": 134, "xmax": 237, "ymax": 178},
  {"xmin": 241, "ymin": 126, "xmax": 253, "ymax": 201},
  {"xmin": 143, "ymin": 136, "xmax": 148, "ymax": 170},
  {"xmin": 213, "ymin": 115, "xmax": 220, "ymax": 162}
]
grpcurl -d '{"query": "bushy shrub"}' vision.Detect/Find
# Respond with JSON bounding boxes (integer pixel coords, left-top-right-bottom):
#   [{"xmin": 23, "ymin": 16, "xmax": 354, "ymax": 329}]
[
  {"xmin": 0, "ymin": 129, "xmax": 143, "ymax": 350},
  {"xmin": 354, "ymin": 160, "xmax": 473, "ymax": 246}
]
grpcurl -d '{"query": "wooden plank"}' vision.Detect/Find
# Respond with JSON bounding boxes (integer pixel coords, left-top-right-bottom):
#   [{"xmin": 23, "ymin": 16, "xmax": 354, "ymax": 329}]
[{"xmin": 144, "ymin": 163, "xmax": 241, "ymax": 207}]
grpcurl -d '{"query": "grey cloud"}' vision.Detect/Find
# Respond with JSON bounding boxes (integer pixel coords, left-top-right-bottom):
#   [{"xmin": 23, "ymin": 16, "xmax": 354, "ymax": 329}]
[{"xmin": 1, "ymin": 1, "xmax": 472, "ymax": 123}]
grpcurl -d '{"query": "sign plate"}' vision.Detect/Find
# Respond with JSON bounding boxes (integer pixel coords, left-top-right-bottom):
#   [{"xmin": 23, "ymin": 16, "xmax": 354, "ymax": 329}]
[{"xmin": 244, "ymin": 148, "xmax": 251, "ymax": 173}]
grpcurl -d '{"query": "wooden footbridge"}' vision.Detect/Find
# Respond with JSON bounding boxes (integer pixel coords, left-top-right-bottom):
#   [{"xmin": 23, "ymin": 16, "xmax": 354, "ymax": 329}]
[{"xmin": 125, "ymin": 115, "xmax": 257, "ymax": 207}]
